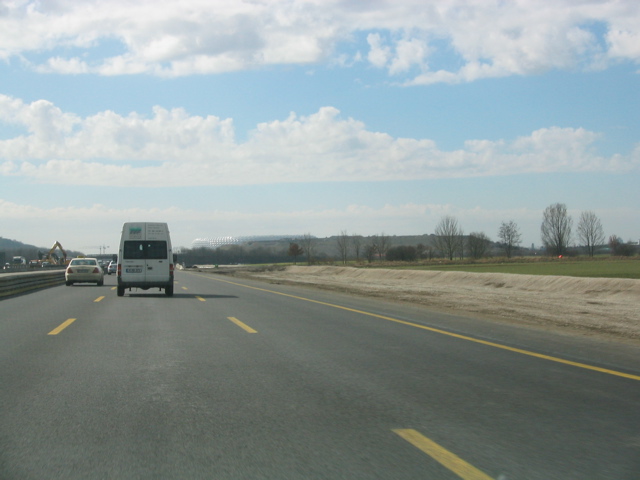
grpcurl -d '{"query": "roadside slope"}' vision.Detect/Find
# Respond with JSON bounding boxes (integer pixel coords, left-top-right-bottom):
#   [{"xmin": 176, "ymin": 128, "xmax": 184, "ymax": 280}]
[{"xmin": 235, "ymin": 265, "xmax": 640, "ymax": 341}]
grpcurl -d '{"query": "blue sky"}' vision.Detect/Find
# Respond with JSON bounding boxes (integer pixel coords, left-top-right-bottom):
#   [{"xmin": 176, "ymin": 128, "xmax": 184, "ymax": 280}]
[{"xmin": 1, "ymin": 0, "xmax": 638, "ymax": 252}]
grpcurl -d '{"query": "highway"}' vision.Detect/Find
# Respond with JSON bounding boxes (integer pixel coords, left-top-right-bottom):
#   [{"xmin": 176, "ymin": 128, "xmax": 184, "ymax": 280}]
[{"xmin": 1, "ymin": 270, "xmax": 639, "ymax": 479}]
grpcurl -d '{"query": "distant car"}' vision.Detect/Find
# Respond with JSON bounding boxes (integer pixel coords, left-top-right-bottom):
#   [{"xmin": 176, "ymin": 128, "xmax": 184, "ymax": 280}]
[
  {"xmin": 41, "ymin": 261, "xmax": 51, "ymax": 268},
  {"xmin": 65, "ymin": 258, "xmax": 104, "ymax": 286},
  {"xmin": 107, "ymin": 260, "xmax": 117, "ymax": 275}
]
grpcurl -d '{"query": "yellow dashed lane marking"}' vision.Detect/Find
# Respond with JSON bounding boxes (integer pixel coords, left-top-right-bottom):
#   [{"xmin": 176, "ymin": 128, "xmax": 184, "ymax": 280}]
[
  {"xmin": 228, "ymin": 317, "xmax": 257, "ymax": 333},
  {"xmin": 48, "ymin": 318, "xmax": 76, "ymax": 335},
  {"xmin": 394, "ymin": 429, "xmax": 493, "ymax": 480}
]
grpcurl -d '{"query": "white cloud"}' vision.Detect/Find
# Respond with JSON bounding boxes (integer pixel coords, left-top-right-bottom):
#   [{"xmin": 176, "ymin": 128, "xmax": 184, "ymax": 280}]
[
  {"xmin": 607, "ymin": 28, "xmax": 640, "ymax": 59},
  {"xmin": 389, "ymin": 37, "xmax": 429, "ymax": 75},
  {"xmin": 0, "ymin": 1, "xmax": 637, "ymax": 81},
  {"xmin": 367, "ymin": 33, "xmax": 391, "ymax": 68},
  {"xmin": 0, "ymin": 95, "xmax": 638, "ymax": 187}
]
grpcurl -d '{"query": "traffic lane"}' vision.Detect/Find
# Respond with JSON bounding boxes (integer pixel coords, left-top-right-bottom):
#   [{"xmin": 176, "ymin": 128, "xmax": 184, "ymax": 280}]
[
  {"xmin": 0, "ymin": 276, "xmax": 115, "ymax": 367},
  {"xmin": 151, "ymin": 272, "xmax": 638, "ymax": 478},
  {"xmin": 181, "ymin": 271, "xmax": 640, "ymax": 478},
  {"xmin": 2, "ymin": 278, "xmax": 440, "ymax": 479},
  {"xmin": 3, "ymin": 272, "xmax": 639, "ymax": 478},
  {"xmin": 183, "ymin": 270, "xmax": 640, "ymax": 374},
  {"xmin": 5, "ymin": 274, "xmax": 515, "ymax": 479}
]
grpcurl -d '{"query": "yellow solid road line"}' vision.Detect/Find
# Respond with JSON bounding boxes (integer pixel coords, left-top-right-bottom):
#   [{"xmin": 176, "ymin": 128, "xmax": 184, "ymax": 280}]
[
  {"xmin": 48, "ymin": 318, "xmax": 76, "ymax": 335},
  {"xmin": 228, "ymin": 317, "xmax": 257, "ymax": 333},
  {"xmin": 393, "ymin": 429, "xmax": 493, "ymax": 480},
  {"xmin": 94, "ymin": 296, "xmax": 105, "ymax": 302},
  {"xmin": 199, "ymin": 274, "xmax": 640, "ymax": 382}
]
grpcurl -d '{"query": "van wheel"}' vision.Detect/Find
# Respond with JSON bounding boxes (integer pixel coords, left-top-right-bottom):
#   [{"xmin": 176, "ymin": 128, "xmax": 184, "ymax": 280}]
[
  {"xmin": 165, "ymin": 285, "xmax": 174, "ymax": 297},
  {"xmin": 117, "ymin": 286, "xmax": 125, "ymax": 297}
]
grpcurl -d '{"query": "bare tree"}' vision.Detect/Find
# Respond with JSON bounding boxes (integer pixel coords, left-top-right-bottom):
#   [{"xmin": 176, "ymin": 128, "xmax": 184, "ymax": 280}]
[
  {"xmin": 351, "ymin": 234, "xmax": 363, "ymax": 262},
  {"xmin": 609, "ymin": 235, "xmax": 635, "ymax": 256},
  {"xmin": 364, "ymin": 244, "xmax": 377, "ymax": 263},
  {"xmin": 368, "ymin": 235, "xmax": 380, "ymax": 261},
  {"xmin": 541, "ymin": 203, "xmax": 572, "ymax": 256},
  {"xmin": 376, "ymin": 232, "xmax": 391, "ymax": 260},
  {"xmin": 467, "ymin": 232, "xmax": 491, "ymax": 259},
  {"xmin": 300, "ymin": 233, "xmax": 315, "ymax": 265},
  {"xmin": 577, "ymin": 211, "xmax": 604, "ymax": 257},
  {"xmin": 434, "ymin": 216, "xmax": 463, "ymax": 260},
  {"xmin": 416, "ymin": 243, "xmax": 435, "ymax": 260},
  {"xmin": 498, "ymin": 220, "xmax": 522, "ymax": 258},
  {"xmin": 288, "ymin": 243, "xmax": 303, "ymax": 265},
  {"xmin": 336, "ymin": 230, "xmax": 350, "ymax": 265},
  {"xmin": 363, "ymin": 233, "xmax": 392, "ymax": 261}
]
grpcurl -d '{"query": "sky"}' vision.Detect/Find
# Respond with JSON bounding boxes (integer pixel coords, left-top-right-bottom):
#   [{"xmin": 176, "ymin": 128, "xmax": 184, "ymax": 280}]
[{"xmin": 1, "ymin": 0, "xmax": 639, "ymax": 253}]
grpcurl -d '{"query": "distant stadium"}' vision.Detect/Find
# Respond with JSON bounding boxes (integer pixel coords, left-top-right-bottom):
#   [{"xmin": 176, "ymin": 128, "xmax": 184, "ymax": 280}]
[{"xmin": 191, "ymin": 235, "xmax": 305, "ymax": 249}]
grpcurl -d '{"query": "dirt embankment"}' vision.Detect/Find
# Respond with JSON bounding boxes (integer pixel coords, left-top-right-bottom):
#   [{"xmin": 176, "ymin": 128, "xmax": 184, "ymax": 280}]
[{"xmin": 227, "ymin": 265, "xmax": 640, "ymax": 342}]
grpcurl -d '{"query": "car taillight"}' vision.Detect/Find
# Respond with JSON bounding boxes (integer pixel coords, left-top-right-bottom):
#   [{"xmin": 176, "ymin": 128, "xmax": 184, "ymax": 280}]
[
  {"xmin": 93, "ymin": 268, "xmax": 100, "ymax": 273},
  {"xmin": 66, "ymin": 267, "xmax": 73, "ymax": 273}
]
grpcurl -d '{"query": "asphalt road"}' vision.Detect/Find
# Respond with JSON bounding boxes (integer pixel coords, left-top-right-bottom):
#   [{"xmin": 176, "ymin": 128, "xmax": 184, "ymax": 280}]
[{"xmin": 1, "ymin": 270, "xmax": 639, "ymax": 479}]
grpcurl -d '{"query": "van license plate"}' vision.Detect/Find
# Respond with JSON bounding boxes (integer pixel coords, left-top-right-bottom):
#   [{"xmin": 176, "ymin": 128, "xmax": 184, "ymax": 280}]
[{"xmin": 126, "ymin": 268, "xmax": 143, "ymax": 273}]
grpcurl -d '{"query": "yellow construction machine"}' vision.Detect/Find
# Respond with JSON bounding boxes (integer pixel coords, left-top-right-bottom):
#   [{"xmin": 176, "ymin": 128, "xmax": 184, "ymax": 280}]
[{"xmin": 46, "ymin": 241, "xmax": 69, "ymax": 265}]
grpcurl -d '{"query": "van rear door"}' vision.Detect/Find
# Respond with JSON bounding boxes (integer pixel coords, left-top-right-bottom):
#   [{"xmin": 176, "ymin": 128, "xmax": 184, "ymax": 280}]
[
  {"xmin": 121, "ymin": 240, "xmax": 147, "ymax": 283},
  {"xmin": 121, "ymin": 240, "xmax": 169, "ymax": 284},
  {"xmin": 143, "ymin": 240, "xmax": 169, "ymax": 284}
]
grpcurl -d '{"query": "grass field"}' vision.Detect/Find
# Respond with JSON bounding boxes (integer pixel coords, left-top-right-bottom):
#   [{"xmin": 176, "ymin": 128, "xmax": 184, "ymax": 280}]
[
  {"xmin": 251, "ymin": 257, "xmax": 640, "ymax": 279},
  {"xmin": 411, "ymin": 257, "xmax": 640, "ymax": 279}
]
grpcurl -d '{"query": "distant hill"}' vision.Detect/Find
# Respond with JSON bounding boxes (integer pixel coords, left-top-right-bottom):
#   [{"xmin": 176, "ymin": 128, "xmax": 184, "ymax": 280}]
[
  {"xmin": 0, "ymin": 237, "xmax": 40, "ymax": 250},
  {"xmin": 0, "ymin": 238, "xmax": 87, "ymax": 264}
]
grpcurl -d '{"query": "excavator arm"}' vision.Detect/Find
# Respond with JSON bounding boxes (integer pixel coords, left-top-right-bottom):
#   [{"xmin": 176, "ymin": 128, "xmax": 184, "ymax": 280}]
[{"xmin": 46, "ymin": 241, "xmax": 68, "ymax": 265}]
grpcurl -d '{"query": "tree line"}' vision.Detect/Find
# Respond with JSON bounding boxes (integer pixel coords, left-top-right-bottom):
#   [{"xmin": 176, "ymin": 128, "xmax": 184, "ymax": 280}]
[
  {"xmin": 323, "ymin": 203, "xmax": 635, "ymax": 263},
  {"xmin": 177, "ymin": 202, "xmax": 636, "ymax": 266},
  {"xmin": 422, "ymin": 203, "xmax": 634, "ymax": 261}
]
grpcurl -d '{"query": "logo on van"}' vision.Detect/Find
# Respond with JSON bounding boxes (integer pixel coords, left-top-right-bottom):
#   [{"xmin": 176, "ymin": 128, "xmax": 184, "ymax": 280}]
[{"xmin": 129, "ymin": 227, "xmax": 142, "ymax": 238}]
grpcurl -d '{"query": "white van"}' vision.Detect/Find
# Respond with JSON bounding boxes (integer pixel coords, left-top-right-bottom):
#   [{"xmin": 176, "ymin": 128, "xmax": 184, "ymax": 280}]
[{"xmin": 117, "ymin": 222, "xmax": 175, "ymax": 297}]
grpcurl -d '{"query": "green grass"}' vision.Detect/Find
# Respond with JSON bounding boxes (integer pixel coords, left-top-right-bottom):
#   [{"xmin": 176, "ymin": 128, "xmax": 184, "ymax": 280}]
[
  {"xmin": 407, "ymin": 258, "xmax": 640, "ymax": 279},
  {"xmin": 249, "ymin": 257, "xmax": 640, "ymax": 279}
]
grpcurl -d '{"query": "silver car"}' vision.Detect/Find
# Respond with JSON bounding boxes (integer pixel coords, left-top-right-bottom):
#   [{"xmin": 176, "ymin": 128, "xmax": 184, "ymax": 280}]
[
  {"xmin": 107, "ymin": 260, "xmax": 117, "ymax": 275},
  {"xmin": 65, "ymin": 258, "xmax": 104, "ymax": 286}
]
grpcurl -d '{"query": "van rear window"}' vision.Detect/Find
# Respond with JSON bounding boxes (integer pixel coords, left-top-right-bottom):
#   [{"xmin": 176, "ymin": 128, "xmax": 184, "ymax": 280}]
[{"xmin": 123, "ymin": 241, "xmax": 167, "ymax": 260}]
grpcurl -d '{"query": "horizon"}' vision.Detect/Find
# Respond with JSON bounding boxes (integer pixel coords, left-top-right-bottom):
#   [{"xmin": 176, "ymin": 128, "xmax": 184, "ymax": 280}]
[{"xmin": 3, "ymin": 229, "xmax": 634, "ymax": 259}]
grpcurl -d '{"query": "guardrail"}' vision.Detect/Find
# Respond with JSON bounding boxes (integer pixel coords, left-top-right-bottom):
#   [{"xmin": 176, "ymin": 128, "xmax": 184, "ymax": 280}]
[
  {"xmin": 0, "ymin": 270, "xmax": 66, "ymax": 299},
  {"xmin": 0, "ymin": 265, "xmax": 29, "ymax": 273}
]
